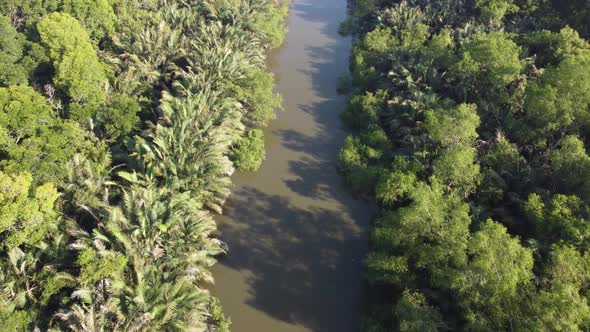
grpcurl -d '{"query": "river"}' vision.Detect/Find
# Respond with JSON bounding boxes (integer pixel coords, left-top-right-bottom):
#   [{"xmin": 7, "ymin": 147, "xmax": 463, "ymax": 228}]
[{"xmin": 211, "ymin": 0, "xmax": 372, "ymax": 330}]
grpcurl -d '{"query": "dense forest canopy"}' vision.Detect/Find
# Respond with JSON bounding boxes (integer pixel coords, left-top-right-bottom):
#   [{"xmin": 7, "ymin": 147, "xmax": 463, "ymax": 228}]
[
  {"xmin": 0, "ymin": 0, "xmax": 287, "ymax": 330},
  {"xmin": 339, "ymin": 0, "xmax": 590, "ymax": 331}
]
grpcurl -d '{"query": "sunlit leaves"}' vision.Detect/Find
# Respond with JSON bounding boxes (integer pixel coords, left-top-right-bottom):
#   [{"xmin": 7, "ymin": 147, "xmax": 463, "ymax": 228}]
[
  {"xmin": 37, "ymin": 12, "xmax": 107, "ymax": 108},
  {"xmin": 451, "ymin": 219, "xmax": 533, "ymax": 329},
  {"xmin": 454, "ymin": 32, "xmax": 522, "ymax": 102},
  {"xmin": 344, "ymin": 0, "xmax": 590, "ymax": 331},
  {"xmin": 0, "ymin": 171, "xmax": 58, "ymax": 248},
  {"xmin": 522, "ymin": 56, "xmax": 590, "ymax": 144},
  {"xmin": 425, "ymin": 103, "xmax": 480, "ymax": 148},
  {"xmin": 475, "ymin": 0, "xmax": 518, "ymax": 23},
  {"xmin": 231, "ymin": 129, "xmax": 266, "ymax": 171},
  {"xmin": 0, "ymin": 85, "xmax": 90, "ymax": 184}
]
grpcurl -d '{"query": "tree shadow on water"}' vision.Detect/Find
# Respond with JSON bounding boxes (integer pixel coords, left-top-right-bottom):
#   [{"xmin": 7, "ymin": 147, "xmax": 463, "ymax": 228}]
[
  {"xmin": 217, "ymin": 186, "xmax": 370, "ymax": 331},
  {"xmin": 275, "ymin": 0, "xmax": 353, "ymax": 202},
  {"xmin": 276, "ymin": 38, "xmax": 352, "ymax": 200},
  {"xmin": 278, "ymin": 125, "xmax": 345, "ymax": 201}
]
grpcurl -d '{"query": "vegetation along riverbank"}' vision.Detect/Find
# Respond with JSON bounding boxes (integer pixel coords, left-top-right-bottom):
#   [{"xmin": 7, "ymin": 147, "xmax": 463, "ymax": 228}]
[
  {"xmin": 338, "ymin": 0, "xmax": 590, "ymax": 330},
  {"xmin": 0, "ymin": 0, "xmax": 288, "ymax": 330}
]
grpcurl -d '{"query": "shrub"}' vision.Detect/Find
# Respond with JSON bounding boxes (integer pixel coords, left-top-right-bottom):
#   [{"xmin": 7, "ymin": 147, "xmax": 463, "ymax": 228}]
[{"xmin": 231, "ymin": 129, "xmax": 266, "ymax": 171}]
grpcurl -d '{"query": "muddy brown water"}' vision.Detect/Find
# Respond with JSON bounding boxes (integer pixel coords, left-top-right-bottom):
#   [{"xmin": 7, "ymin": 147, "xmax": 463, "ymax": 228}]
[{"xmin": 211, "ymin": 0, "xmax": 372, "ymax": 331}]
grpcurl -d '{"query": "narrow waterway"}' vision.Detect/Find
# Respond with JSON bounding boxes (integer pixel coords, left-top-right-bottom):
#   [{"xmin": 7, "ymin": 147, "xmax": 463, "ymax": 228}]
[{"xmin": 211, "ymin": 0, "xmax": 372, "ymax": 331}]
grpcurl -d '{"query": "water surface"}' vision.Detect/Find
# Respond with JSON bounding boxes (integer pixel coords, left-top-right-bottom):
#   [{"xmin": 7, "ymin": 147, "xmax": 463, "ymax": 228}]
[{"xmin": 212, "ymin": 0, "xmax": 372, "ymax": 330}]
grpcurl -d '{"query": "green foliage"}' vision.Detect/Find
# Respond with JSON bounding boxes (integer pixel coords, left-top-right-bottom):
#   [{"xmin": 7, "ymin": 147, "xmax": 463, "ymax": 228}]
[
  {"xmin": 339, "ymin": 136, "xmax": 368, "ymax": 172},
  {"xmin": 516, "ymin": 27, "xmax": 589, "ymax": 67},
  {"xmin": 137, "ymin": 89, "xmax": 244, "ymax": 213},
  {"xmin": 59, "ymin": 0, "xmax": 116, "ymax": 41},
  {"xmin": 375, "ymin": 171, "xmax": 416, "ymax": 205},
  {"xmin": 0, "ymin": 15, "xmax": 44, "ymax": 86},
  {"xmin": 425, "ymin": 103, "xmax": 480, "ymax": 148},
  {"xmin": 363, "ymin": 27, "xmax": 398, "ymax": 54},
  {"xmin": 342, "ymin": 1, "xmax": 590, "ymax": 329},
  {"xmin": 524, "ymin": 284, "xmax": 590, "ymax": 331},
  {"xmin": 521, "ymin": 243, "xmax": 590, "ymax": 330},
  {"xmin": 37, "ymin": 12, "xmax": 107, "ymax": 108},
  {"xmin": 39, "ymin": 272, "xmax": 70, "ymax": 305},
  {"xmin": 231, "ymin": 129, "xmax": 266, "ymax": 172},
  {"xmin": 341, "ymin": 90, "xmax": 387, "ymax": 129},
  {"xmin": 0, "ymin": 171, "xmax": 58, "ymax": 248},
  {"xmin": 339, "ymin": 134, "xmax": 385, "ymax": 193},
  {"xmin": 379, "ymin": 3, "xmax": 429, "ymax": 48},
  {"xmin": 553, "ymin": 27, "xmax": 590, "ymax": 61},
  {"xmin": 0, "ymin": 0, "xmax": 55, "ymax": 25},
  {"xmin": 366, "ymin": 251, "xmax": 410, "ymax": 284},
  {"xmin": 0, "ymin": 310, "xmax": 31, "ymax": 332},
  {"xmin": 361, "ymin": 125, "xmax": 390, "ymax": 149},
  {"xmin": 97, "ymin": 93, "xmax": 141, "ymax": 140},
  {"xmin": 476, "ymin": 0, "xmax": 519, "ymax": 23},
  {"xmin": 0, "ymin": 85, "xmax": 54, "ymax": 138},
  {"xmin": 451, "ymin": 219, "xmax": 533, "ymax": 329},
  {"xmin": 251, "ymin": 0, "xmax": 289, "ymax": 48},
  {"xmin": 525, "ymin": 193, "xmax": 590, "ymax": 248},
  {"xmin": 454, "ymin": 32, "xmax": 522, "ymax": 103},
  {"xmin": 420, "ymin": 28, "xmax": 454, "ymax": 67},
  {"xmin": 77, "ymin": 247, "xmax": 127, "ymax": 284},
  {"xmin": 481, "ymin": 135, "xmax": 523, "ymax": 175},
  {"xmin": 395, "ymin": 290, "xmax": 443, "ymax": 332},
  {"xmin": 425, "ymin": 104, "xmax": 481, "ymax": 195},
  {"xmin": 0, "ymin": 85, "xmax": 90, "ymax": 184},
  {"xmin": 432, "ymin": 146, "xmax": 480, "ymax": 195},
  {"xmin": 543, "ymin": 244, "xmax": 590, "ymax": 288},
  {"xmin": 548, "ymin": 135, "xmax": 590, "ymax": 199},
  {"xmin": 208, "ymin": 298, "xmax": 231, "ymax": 332},
  {"xmin": 376, "ymin": 182, "xmax": 471, "ymax": 281},
  {"xmin": 0, "ymin": 0, "xmax": 115, "ymax": 41},
  {"xmin": 232, "ymin": 67, "xmax": 282, "ymax": 126},
  {"xmin": 522, "ymin": 56, "xmax": 590, "ymax": 144},
  {"xmin": 478, "ymin": 135, "xmax": 526, "ymax": 203}
]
